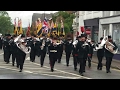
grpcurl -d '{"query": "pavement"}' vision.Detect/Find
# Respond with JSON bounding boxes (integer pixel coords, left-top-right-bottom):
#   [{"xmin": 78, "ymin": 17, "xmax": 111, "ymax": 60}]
[{"xmin": 0, "ymin": 49, "xmax": 120, "ymax": 79}]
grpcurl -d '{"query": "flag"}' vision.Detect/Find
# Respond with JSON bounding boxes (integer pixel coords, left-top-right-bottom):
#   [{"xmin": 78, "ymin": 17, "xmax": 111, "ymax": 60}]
[
  {"xmin": 61, "ymin": 20, "xmax": 65, "ymax": 35},
  {"xmin": 51, "ymin": 20, "xmax": 54, "ymax": 33},
  {"xmin": 37, "ymin": 18, "xmax": 43, "ymax": 36},
  {"xmin": 43, "ymin": 18, "xmax": 49, "ymax": 33},
  {"xmin": 18, "ymin": 19, "xmax": 23, "ymax": 35},
  {"xmin": 26, "ymin": 22, "xmax": 31, "ymax": 37},
  {"xmin": 14, "ymin": 18, "xmax": 18, "ymax": 35}
]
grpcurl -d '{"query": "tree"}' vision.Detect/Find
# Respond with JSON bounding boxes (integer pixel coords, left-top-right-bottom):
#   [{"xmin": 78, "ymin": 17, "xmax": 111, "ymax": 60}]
[
  {"xmin": 0, "ymin": 11, "xmax": 13, "ymax": 35},
  {"xmin": 52, "ymin": 11, "xmax": 75, "ymax": 35}
]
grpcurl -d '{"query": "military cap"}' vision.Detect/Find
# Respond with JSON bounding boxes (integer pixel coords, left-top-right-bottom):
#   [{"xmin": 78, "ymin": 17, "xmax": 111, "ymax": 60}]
[{"xmin": 108, "ymin": 35, "xmax": 111, "ymax": 38}]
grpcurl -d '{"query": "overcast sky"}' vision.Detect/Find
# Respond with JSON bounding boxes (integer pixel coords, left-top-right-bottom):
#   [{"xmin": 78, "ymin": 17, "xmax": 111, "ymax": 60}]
[{"xmin": 7, "ymin": 11, "xmax": 58, "ymax": 27}]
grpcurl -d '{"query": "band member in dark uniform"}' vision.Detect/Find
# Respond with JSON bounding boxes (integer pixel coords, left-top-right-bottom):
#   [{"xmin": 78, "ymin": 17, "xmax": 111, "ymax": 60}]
[
  {"xmin": 87, "ymin": 40, "xmax": 95, "ymax": 68},
  {"xmin": 2, "ymin": 34, "xmax": 7, "ymax": 62},
  {"xmin": 64, "ymin": 35, "xmax": 73, "ymax": 66},
  {"xmin": 0, "ymin": 34, "xmax": 2, "ymax": 49},
  {"xmin": 104, "ymin": 35, "xmax": 118, "ymax": 73},
  {"xmin": 48, "ymin": 37, "xmax": 59, "ymax": 72},
  {"xmin": 39, "ymin": 34, "xmax": 48, "ymax": 67},
  {"xmin": 26, "ymin": 35, "xmax": 36, "ymax": 62},
  {"xmin": 17, "ymin": 39, "xmax": 27, "ymax": 72},
  {"xmin": 10, "ymin": 35, "xmax": 17, "ymax": 66},
  {"xmin": 76, "ymin": 34, "xmax": 90, "ymax": 76},
  {"xmin": 72, "ymin": 36, "xmax": 79, "ymax": 70},
  {"xmin": 3, "ymin": 34, "xmax": 11, "ymax": 64},
  {"xmin": 16, "ymin": 34, "xmax": 26, "ymax": 68},
  {"xmin": 96, "ymin": 37, "xmax": 104, "ymax": 70},
  {"xmin": 57, "ymin": 34, "xmax": 64, "ymax": 63}
]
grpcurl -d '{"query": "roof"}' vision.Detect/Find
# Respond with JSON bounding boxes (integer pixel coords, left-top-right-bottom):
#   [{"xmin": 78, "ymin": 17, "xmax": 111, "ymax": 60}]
[{"xmin": 32, "ymin": 13, "xmax": 52, "ymax": 24}]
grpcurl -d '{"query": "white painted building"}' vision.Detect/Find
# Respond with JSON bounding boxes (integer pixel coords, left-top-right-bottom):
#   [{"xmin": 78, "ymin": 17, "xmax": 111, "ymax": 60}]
[
  {"xmin": 99, "ymin": 11, "xmax": 120, "ymax": 56},
  {"xmin": 78, "ymin": 11, "xmax": 103, "ymax": 43}
]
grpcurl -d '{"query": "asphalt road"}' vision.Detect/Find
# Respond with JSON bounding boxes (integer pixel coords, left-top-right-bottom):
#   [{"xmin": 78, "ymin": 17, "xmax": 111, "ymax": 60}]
[{"xmin": 0, "ymin": 49, "xmax": 120, "ymax": 79}]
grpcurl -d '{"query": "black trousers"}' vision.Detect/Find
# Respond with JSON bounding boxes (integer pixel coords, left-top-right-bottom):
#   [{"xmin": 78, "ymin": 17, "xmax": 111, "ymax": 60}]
[
  {"xmin": 5, "ymin": 51, "xmax": 11, "ymax": 63},
  {"xmin": 87, "ymin": 54, "xmax": 93, "ymax": 67},
  {"xmin": 3, "ymin": 51, "xmax": 7, "ymax": 62},
  {"xmin": 78, "ymin": 58, "xmax": 85, "ymax": 73},
  {"xmin": 40, "ymin": 51, "xmax": 46, "ymax": 66},
  {"xmin": 97, "ymin": 56, "xmax": 103, "ymax": 68},
  {"xmin": 106, "ymin": 57, "xmax": 112, "ymax": 71},
  {"xmin": 18, "ymin": 54, "xmax": 26, "ymax": 70},
  {"xmin": 73, "ymin": 56, "xmax": 78, "ymax": 68},
  {"xmin": 30, "ymin": 49, "xmax": 36, "ymax": 62},
  {"xmin": 49, "ymin": 53, "xmax": 57, "ymax": 69},
  {"xmin": 0, "ymin": 44, "xmax": 2, "ymax": 49},
  {"xmin": 65, "ymin": 52, "xmax": 71, "ymax": 65},
  {"xmin": 12, "ymin": 52, "xmax": 17, "ymax": 64},
  {"xmin": 57, "ymin": 50, "xmax": 63, "ymax": 62}
]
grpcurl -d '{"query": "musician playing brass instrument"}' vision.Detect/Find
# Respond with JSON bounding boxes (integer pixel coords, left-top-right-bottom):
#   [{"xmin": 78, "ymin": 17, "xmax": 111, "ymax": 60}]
[
  {"xmin": 48, "ymin": 37, "xmax": 59, "ymax": 72},
  {"xmin": 64, "ymin": 35, "xmax": 73, "ymax": 66},
  {"xmin": 39, "ymin": 34, "xmax": 48, "ymax": 67},
  {"xmin": 57, "ymin": 34, "xmax": 64, "ymax": 63},
  {"xmin": 104, "ymin": 35, "xmax": 118, "ymax": 73}
]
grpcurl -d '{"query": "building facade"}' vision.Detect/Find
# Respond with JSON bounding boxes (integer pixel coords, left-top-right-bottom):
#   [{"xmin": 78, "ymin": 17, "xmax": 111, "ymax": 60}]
[
  {"xmin": 72, "ymin": 11, "xmax": 79, "ymax": 41},
  {"xmin": 99, "ymin": 11, "xmax": 120, "ymax": 60},
  {"xmin": 79, "ymin": 11, "xmax": 102, "ymax": 43}
]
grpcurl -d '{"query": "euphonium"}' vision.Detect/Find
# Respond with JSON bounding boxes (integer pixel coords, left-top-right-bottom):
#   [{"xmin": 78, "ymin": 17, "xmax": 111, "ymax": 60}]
[
  {"xmin": 41, "ymin": 39, "xmax": 45, "ymax": 50},
  {"xmin": 14, "ymin": 34, "xmax": 31, "ymax": 54}
]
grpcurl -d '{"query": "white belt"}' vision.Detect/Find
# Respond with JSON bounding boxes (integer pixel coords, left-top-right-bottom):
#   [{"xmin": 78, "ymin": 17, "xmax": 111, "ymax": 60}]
[{"xmin": 50, "ymin": 50, "xmax": 57, "ymax": 52}]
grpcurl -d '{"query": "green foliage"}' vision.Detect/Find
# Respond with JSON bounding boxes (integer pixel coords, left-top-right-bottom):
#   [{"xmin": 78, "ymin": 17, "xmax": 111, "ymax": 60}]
[
  {"xmin": 0, "ymin": 11, "xmax": 13, "ymax": 35},
  {"xmin": 52, "ymin": 11, "xmax": 75, "ymax": 34}
]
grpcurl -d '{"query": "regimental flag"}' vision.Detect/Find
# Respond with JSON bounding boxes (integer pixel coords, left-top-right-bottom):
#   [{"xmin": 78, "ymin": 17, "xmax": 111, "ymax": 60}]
[
  {"xmin": 56, "ymin": 22, "xmax": 59, "ymax": 36},
  {"xmin": 17, "ymin": 19, "xmax": 20, "ymax": 32},
  {"xmin": 53, "ymin": 22, "xmax": 57, "ymax": 35},
  {"xmin": 43, "ymin": 17, "xmax": 48, "ymax": 33},
  {"xmin": 14, "ymin": 18, "xmax": 18, "ymax": 35},
  {"xmin": 18, "ymin": 19, "xmax": 23, "ymax": 35},
  {"xmin": 26, "ymin": 22, "xmax": 31, "ymax": 37},
  {"xmin": 51, "ymin": 20, "xmax": 54, "ymax": 33},
  {"xmin": 60, "ymin": 20, "xmax": 65, "ymax": 35},
  {"xmin": 37, "ymin": 18, "xmax": 43, "ymax": 36}
]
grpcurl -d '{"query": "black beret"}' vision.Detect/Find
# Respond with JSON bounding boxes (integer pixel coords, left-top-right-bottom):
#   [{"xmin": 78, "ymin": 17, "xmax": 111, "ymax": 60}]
[
  {"xmin": 13, "ymin": 35, "xmax": 17, "ymax": 37},
  {"xmin": 81, "ymin": 34, "xmax": 86, "ymax": 37},
  {"xmin": 7, "ymin": 34, "xmax": 11, "ymax": 36},
  {"xmin": 42, "ymin": 33, "xmax": 45, "ymax": 36},
  {"xmin": 21, "ymin": 34, "xmax": 25, "ymax": 38},
  {"xmin": 78, "ymin": 36, "xmax": 81, "ymax": 38},
  {"xmin": 108, "ymin": 35, "xmax": 111, "ymax": 38},
  {"xmin": 100, "ymin": 37, "xmax": 103, "ymax": 40}
]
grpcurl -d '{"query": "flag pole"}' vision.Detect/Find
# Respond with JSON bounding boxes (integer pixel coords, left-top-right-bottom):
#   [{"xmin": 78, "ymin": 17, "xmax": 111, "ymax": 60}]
[{"xmin": 44, "ymin": 11, "xmax": 45, "ymax": 19}]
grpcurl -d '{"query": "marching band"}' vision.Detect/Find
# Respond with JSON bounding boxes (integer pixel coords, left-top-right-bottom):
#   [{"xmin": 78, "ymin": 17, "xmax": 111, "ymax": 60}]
[
  {"xmin": 0, "ymin": 16, "xmax": 118, "ymax": 76},
  {"xmin": 0, "ymin": 32, "xmax": 118, "ymax": 76}
]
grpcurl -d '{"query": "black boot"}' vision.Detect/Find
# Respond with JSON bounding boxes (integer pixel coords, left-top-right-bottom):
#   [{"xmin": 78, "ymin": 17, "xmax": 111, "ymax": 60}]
[
  {"xmin": 12, "ymin": 63, "xmax": 14, "ymax": 66},
  {"xmin": 51, "ymin": 68, "xmax": 54, "ymax": 72},
  {"xmin": 19, "ymin": 69, "xmax": 22, "ymax": 72},
  {"xmin": 74, "ymin": 67, "xmax": 77, "ymax": 71}
]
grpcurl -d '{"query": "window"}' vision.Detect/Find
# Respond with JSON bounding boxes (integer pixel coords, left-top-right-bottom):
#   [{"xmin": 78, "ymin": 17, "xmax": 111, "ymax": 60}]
[
  {"xmin": 113, "ymin": 11, "xmax": 120, "ymax": 15},
  {"xmin": 103, "ymin": 11, "xmax": 110, "ymax": 17},
  {"xmin": 113, "ymin": 24, "xmax": 120, "ymax": 53},
  {"xmin": 102, "ymin": 25, "xmax": 109, "ymax": 36}
]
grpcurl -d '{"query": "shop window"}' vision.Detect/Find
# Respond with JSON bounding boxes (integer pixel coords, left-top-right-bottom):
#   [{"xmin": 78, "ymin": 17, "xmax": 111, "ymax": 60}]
[
  {"xmin": 113, "ymin": 24, "xmax": 120, "ymax": 53},
  {"xmin": 103, "ymin": 11, "xmax": 110, "ymax": 17},
  {"xmin": 102, "ymin": 25, "xmax": 109, "ymax": 36}
]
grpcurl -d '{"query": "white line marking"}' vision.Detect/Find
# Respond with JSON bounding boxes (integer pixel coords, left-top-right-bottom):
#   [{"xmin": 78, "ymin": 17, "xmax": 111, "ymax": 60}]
[
  {"xmin": 0, "ymin": 66, "xmax": 78, "ymax": 79},
  {"xmin": 0, "ymin": 53, "xmax": 3, "ymax": 55},
  {"xmin": 32, "ymin": 62, "xmax": 92, "ymax": 79},
  {"xmin": 26, "ymin": 57, "xmax": 30, "ymax": 60}
]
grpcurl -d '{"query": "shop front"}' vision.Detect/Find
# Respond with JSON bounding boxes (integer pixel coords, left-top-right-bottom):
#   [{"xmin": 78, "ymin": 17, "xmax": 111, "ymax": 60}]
[
  {"xmin": 84, "ymin": 18, "xmax": 99, "ymax": 43},
  {"xmin": 99, "ymin": 15, "xmax": 120, "ymax": 60}
]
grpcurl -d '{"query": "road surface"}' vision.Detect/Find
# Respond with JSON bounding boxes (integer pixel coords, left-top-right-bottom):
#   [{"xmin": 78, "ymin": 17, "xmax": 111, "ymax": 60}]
[{"xmin": 0, "ymin": 50, "xmax": 120, "ymax": 79}]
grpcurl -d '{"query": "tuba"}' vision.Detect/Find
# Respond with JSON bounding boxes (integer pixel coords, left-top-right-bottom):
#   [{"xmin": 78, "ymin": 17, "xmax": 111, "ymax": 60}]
[
  {"xmin": 97, "ymin": 36, "xmax": 118, "ymax": 54},
  {"xmin": 14, "ymin": 34, "xmax": 31, "ymax": 54},
  {"xmin": 73, "ymin": 40, "xmax": 78, "ymax": 48},
  {"xmin": 41, "ymin": 38, "xmax": 46, "ymax": 50}
]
